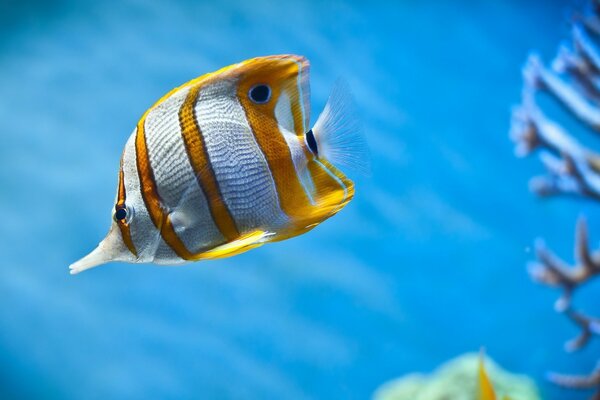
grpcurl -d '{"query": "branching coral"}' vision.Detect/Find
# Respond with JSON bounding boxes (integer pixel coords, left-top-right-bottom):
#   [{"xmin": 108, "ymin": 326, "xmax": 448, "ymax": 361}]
[
  {"xmin": 511, "ymin": 1, "xmax": 600, "ymax": 397},
  {"xmin": 529, "ymin": 218, "xmax": 600, "ymax": 312},
  {"xmin": 546, "ymin": 362, "xmax": 600, "ymax": 392},
  {"xmin": 564, "ymin": 308, "xmax": 600, "ymax": 352}
]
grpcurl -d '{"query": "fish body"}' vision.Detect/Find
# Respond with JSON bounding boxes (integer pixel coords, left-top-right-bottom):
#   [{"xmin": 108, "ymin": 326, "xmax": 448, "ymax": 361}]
[{"xmin": 70, "ymin": 55, "xmax": 368, "ymax": 273}]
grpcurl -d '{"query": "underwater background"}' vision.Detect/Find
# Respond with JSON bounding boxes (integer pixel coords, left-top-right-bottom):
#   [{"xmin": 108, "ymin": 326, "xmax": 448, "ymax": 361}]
[{"xmin": 0, "ymin": 0, "xmax": 597, "ymax": 399}]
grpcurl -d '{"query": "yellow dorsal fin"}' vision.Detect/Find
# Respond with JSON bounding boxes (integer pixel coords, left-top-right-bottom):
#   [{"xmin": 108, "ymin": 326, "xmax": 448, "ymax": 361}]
[
  {"xmin": 479, "ymin": 350, "xmax": 497, "ymax": 400},
  {"xmin": 193, "ymin": 230, "xmax": 269, "ymax": 260}
]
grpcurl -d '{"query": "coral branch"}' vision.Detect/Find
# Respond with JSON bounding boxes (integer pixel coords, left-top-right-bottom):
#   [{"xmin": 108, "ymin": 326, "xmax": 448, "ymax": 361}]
[
  {"xmin": 522, "ymin": 53, "xmax": 600, "ymax": 129},
  {"xmin": 565, "ymin": 309, "xmax": 600, "ymax": 352},
  {"xmin": 513, "ymin": 2, "xmax": 600, "ymax": 397},
  {"xmin": 573, "ymin": 24, "xmax": 600, "ymax": 76},
  {"xmin": 547, "ymin": 361, "xmax": 600, "ymax": 390},
  {"xmin": 529, "ymin": 218, "xmax": 600, "ymax": 311},
  {"xmin": 553, "ymin": 43, "xmax": 600, "ymax": 102},
  {"xmin": 510, "ymin": 94, "xmax": 600, "ymax": 199}
]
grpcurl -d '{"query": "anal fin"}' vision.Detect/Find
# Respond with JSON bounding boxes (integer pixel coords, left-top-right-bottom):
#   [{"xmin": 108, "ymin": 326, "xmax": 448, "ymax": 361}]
[{"xmin": 192, "ymin": 230, "xmax": 270, "ymax": 260}]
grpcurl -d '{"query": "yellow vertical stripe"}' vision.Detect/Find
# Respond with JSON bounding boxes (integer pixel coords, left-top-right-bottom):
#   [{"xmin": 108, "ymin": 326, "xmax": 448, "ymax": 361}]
[
  {"xmin": 136, "ymin": 119, "xmax": 205, "ymax": 259},
  {"xmin": 178, "ymin": 84, "xmax": 240, "ymax": 241},
  {"xmin": 237, "ymin": 59, "xmax": 314, "ymax": 222}
]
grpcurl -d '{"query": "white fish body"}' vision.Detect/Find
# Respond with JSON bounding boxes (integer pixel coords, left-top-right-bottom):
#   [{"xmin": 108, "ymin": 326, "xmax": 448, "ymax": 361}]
[{"xmin": 70, "ymin": 55, "xmax": 369, "ymax": 274}]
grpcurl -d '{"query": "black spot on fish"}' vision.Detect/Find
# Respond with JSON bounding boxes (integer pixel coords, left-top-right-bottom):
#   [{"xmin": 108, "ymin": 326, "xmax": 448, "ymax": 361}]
[
  {"xmin": 306, "ymin": 129, "xmax": 318, "ymax": 156},
  {"xmin": 249, "ymin": 84, "xmax": 271, "ymax": 104}
]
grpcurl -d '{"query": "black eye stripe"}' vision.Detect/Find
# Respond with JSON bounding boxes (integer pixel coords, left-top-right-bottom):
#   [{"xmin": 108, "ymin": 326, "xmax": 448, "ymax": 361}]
[
  {"xmin": 306, "ymin": 129, "xmax": 318, "ymax": 156},
  {"xmin": 249, "ymin": 84, "xmax": 271, "ymax": 104}
]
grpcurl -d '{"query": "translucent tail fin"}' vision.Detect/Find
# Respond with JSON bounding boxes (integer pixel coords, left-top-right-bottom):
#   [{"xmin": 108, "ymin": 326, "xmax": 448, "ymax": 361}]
[{"xmin": 312, "ymin": 79, "xmax": 371, "ymax": 175}]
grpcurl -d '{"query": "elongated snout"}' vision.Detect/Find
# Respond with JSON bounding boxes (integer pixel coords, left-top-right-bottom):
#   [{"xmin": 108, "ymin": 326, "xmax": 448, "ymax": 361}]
[{"xmin": 69, "ymin": 225, "xmax": 135, "ymax": 274}]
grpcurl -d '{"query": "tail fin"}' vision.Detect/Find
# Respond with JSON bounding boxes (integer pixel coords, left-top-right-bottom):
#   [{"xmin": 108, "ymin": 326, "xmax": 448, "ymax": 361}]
[{"xmin": 312, "ymin": 79, "xmax": 371, "ymax": 175}]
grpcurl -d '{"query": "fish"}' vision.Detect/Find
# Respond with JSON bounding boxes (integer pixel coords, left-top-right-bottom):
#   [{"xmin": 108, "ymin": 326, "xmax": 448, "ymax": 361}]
[{"xmin": 69, "ymin": 55, "xmax": 369, "ymax": 274}]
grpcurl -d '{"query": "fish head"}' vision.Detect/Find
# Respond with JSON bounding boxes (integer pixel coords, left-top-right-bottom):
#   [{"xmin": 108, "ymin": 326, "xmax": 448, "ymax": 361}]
[
  {"xmin": 232, "ymin": 54, "xmax": 311, "ymax": 137},
  {"xmin": 70, "ymin": 143, "xmax": 145, "ymax": 274}
]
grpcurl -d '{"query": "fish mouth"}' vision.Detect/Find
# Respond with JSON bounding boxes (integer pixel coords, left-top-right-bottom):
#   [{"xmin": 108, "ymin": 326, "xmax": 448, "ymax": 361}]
[
  {"xmin": 69, "ymin": 224, "xmax": 135, "ymax": 274},
  {"xmin": 69, "ymin": 243, "xmax": 113, "ymax": 274}
]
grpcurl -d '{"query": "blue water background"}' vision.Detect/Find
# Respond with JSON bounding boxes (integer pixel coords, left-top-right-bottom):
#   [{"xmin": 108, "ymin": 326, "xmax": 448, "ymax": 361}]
[{"xmin": 1, "ymin": 0, "xmax": 598, "ymax": 399}]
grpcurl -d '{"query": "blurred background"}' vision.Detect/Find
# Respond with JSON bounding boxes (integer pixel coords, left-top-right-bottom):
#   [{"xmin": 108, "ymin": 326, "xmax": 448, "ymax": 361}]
[{"xmin": 0, "ymin": 0, "xmax": 597, "ymax": 399}]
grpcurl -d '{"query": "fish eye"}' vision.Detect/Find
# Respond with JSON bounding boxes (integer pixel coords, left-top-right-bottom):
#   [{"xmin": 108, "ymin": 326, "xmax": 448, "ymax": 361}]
[
  {"xmin": 248, "ymin": 84, "xmax": 271, "ymax": 104},
  {"xmin": 114, "ymin": 205, "xmax": 129, "ymax": 222}
]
